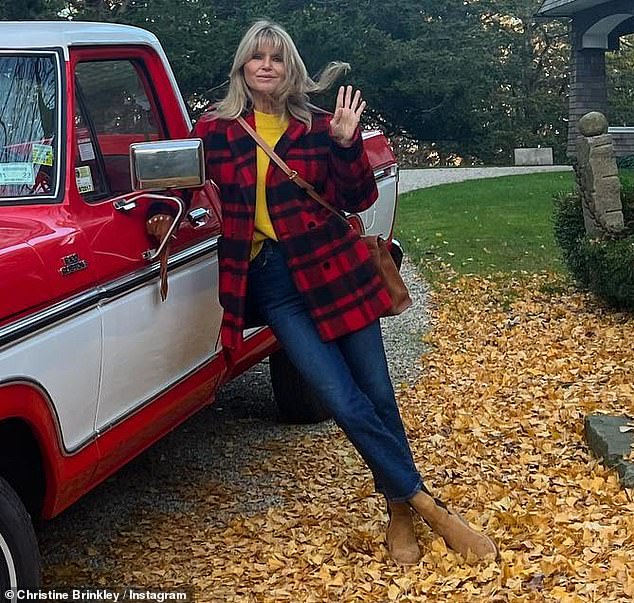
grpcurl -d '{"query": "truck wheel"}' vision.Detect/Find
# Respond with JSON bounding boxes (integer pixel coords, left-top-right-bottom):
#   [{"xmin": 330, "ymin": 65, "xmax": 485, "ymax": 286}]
[
  {"xmin": 0, "ymin": 477, "xmax": 41, "ymax": 592},
  {"xmin": 269, "ymin": 350, "xmax": 331, "ymax": 424}
]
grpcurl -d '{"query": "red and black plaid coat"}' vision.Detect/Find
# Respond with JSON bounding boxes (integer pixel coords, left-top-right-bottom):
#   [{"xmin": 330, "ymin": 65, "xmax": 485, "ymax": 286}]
[{"xmin": 192, "ymin": 110, "xmax": 392, "ymax": 349}]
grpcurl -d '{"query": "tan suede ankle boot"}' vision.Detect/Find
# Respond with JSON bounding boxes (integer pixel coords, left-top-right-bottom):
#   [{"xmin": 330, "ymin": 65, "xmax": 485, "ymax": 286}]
[
  {"xmin": 409, "ymin": 489, "xmax": 498, "ymax": 561},
  {"xmin": 386, "ymin": 501, "xmax": 421, "ymax": 565}
]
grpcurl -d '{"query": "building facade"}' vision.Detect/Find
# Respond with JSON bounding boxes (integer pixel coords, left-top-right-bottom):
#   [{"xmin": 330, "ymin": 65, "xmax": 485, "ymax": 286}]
[{"xmin": 538, "ymin": 0, "xmax": 634, "ymax": 157}]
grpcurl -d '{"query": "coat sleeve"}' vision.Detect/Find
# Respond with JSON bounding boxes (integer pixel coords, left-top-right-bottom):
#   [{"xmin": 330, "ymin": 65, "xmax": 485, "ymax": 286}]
[{"xmin": 325, "ymin": 127, "xmax": 378, "ymax": 213}]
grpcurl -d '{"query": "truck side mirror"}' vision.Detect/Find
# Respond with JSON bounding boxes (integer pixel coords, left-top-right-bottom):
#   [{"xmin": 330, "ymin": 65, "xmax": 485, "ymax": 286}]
[{"xmin": 129, "ymin": 138, "xmax": 205, "ymax": 191}]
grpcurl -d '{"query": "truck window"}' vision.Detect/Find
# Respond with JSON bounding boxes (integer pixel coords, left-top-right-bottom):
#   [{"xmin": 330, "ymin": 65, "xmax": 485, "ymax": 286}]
[
  {"xmin": 74, "ymin": 60, "xmax": 164, "ymax": 196},
  {"xmin": 0, "ymin": 53, "xmax": 60, "ymax": 203},
  {"xmin": 73, "ymin": 87, "xmax": 109, "ymax": 200}
]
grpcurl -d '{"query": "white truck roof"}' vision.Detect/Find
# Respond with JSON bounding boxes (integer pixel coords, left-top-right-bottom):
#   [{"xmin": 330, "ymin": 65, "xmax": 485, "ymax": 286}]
[
  {"xmin": 0, "ymin": 21, "xmax": 163, "ymax": 53},
  {"xmin": 0, "ymin": 21, "xmax": 191, "ymax": 127}
]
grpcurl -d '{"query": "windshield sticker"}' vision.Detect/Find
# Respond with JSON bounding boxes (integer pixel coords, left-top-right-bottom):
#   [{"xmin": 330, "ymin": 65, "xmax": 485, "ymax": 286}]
[
  {"xmin": 75, "ymin": 165, "xmax": 94, "ymax": 194},
  {"xmin": 32, "ymin": 144, "xmax": 54, "ymax": 167},
  {"xmin": 0, "ymin": 163, "xmax": 35, "ymax": 185},
  {"xmin": 78, "ymin": 139, "xmax": 96, "ymax": 162}
]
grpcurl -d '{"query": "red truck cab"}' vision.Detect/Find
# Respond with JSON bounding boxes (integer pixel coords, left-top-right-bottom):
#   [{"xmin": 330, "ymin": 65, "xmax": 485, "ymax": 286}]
[{"xmin": 0, "ymin": 21, "xmax": 400, "ymax": 589}]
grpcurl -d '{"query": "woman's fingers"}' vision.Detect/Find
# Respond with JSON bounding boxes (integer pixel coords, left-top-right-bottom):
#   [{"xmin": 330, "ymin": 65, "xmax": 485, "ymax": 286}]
[
  {"xmin": 336, "ymin": 86, "xmax": 365, "ymax": 112},
  {"xmin": 344, "ymin": 85, "xmax": 353, "ymax": 108},
  {"xmin": 355, "ymin": 100, "xmax": 367, "ymax": 118},
  {"xmin": 351, "ymin": 88, "xmax": 361, "ymax": 111},
  {"xmin": 336, "ymin": 85, "xmax": 345, "ymax": 111},
  {"xmin": 331, "ymin": 86, "xmax": 366, "ymax": 145}
]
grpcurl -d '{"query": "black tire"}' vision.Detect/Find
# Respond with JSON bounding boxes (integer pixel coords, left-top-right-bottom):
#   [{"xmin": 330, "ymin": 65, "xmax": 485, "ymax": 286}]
[
  {"xmin": 269, "ymin": 349, "xmax": 331, "ymax": 424},
  {"xmin": 0, "ymin": 477, "xmax": 41, "ymax": 593}
]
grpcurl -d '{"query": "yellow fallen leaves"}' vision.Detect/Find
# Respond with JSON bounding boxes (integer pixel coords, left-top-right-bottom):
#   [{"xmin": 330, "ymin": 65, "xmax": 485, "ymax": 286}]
[
  {"xmin": 396, "ymin": 272, "xmax": 634, "ymax": 601},
  {"xmin": 43, "ymin": 272, "xmax": 634, "ymax": 601}
]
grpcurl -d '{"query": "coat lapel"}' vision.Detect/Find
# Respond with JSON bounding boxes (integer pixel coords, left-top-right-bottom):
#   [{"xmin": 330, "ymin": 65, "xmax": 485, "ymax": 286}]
[{"xmin": 274, "ymin": 115, "xmax": 306, "ymax": 159}]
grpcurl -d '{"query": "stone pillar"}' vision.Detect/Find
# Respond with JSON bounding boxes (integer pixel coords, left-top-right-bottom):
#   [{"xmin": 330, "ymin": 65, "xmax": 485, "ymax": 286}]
[
  {"xmin": 567, "ymin": 47, "xmax": 609, "ymax": 158},
  {"xmin": 576, "ymin": 112, "xmax": 624, "ymax": 235}
]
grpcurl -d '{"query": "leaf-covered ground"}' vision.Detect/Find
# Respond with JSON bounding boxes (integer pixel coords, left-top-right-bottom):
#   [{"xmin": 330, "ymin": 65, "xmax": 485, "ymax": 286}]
[{"xmin": 45, "ymin": 273, "xmax": 634, "ymax": 601}]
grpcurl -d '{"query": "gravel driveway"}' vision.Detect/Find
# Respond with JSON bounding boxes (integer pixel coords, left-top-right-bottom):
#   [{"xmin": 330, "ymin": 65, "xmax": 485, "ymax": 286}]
[{"xmin": 399, "ymin": 165, "xmax": 572, "ymax": 194}]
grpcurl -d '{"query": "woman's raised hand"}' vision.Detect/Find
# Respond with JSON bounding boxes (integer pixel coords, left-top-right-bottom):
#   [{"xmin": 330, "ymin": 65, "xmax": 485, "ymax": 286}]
[{"xmin": 329, "ymin": 85, "xmax": 366, "ymax": 148}]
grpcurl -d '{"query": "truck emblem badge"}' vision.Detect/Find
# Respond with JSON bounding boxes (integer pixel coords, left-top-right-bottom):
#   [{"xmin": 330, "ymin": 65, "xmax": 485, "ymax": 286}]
[{"xmin": 59, "ymin": 253, "xmax": 88, "ymax": 275}]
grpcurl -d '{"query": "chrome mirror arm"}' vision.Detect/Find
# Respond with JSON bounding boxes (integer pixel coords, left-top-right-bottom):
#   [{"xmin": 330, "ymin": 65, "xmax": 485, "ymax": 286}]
[{"xmin": 116, "ymin": 192, "xmax": 185, "ymax": 262}]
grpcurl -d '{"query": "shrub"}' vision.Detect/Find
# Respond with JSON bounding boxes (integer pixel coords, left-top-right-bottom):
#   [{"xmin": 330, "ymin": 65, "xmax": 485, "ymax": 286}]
[
  {"xmin": 553, "ymin": 175, "xmax": 634, "ymax": 308},
  {"xmin": 617, "ymin": 155, "xmax": 634, "ymax": 170},
  {"xmin": 553, "ymin": 192, "xmax": 590, "ymax": 284}
]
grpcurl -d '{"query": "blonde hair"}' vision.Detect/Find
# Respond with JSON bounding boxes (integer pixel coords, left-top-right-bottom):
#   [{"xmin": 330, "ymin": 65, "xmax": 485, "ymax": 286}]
[{"xmin": 213, "ymin": 20, "xmax": 349, "ymax": 130}]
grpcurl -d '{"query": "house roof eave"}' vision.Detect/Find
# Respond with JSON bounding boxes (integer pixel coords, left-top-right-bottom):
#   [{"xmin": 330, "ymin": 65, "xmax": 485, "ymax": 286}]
[{"xmin": 537, "ymin": 0, "xmax": 615, "ymax": 17}]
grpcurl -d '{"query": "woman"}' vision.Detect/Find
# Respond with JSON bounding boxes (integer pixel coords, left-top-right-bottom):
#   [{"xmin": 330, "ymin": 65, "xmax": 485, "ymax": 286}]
[{"xmin": 147, "ymin": 20, "xmax": 497, "ymax": 565}]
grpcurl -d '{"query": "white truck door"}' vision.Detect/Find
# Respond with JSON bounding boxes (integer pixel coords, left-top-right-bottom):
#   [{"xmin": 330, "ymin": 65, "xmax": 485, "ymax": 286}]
[{"xmin": 69, "ymin": 50, "xmax": 223, "ymax": 433}]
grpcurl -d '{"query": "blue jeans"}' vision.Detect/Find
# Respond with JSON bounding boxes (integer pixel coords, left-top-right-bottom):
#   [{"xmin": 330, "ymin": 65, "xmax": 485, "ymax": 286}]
[{"xmin": 247, "ymin": 240, "xmax": 423, "ymax": 502}]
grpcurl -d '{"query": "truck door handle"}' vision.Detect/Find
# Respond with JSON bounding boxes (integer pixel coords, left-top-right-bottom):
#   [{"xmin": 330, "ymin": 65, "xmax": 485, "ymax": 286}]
[
  {"xmin": 113, "ymin": 199, "xmax": 137, "ymax": 212},
  {"xmin": 187, "ymin": 208, "xmax": 210, "ymax": 228}
]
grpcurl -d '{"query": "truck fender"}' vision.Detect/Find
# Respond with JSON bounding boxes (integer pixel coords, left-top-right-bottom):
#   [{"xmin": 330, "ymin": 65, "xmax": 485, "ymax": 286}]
[{"xmin": 0, "ymin": 381, "xmax": 98, "ymax": 519}]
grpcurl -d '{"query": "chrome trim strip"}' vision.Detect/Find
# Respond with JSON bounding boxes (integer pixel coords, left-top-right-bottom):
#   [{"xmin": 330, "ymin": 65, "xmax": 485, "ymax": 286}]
[
  {"xmin": 100, "ymin": 236, "xmax": 219, "ymax": 303},
  {"xmin": 0, "ymin": 290, "xmax": 99, "ymax": 350},
  {"xmin": 0, "ymin": 237, "xmax": 219, "ymax": 348}
]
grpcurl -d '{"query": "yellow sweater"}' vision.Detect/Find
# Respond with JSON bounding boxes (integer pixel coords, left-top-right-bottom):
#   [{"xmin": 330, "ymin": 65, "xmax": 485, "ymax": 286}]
[{"xmin": 250, "ymin": 110, "xmax": 289, "ymax": 260}]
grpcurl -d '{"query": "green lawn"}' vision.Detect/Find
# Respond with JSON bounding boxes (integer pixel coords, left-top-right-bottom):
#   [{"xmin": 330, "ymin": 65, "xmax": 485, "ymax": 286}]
[{"xmin": 395, "ymin": 171, "xmax": 576, "ymax": 278}]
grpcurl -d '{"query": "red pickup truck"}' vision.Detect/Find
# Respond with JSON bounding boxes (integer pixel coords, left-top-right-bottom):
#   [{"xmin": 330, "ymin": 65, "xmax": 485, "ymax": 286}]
[{"xmin": 0, "ymin": 21, "xmax": 401, "ymax": 589}]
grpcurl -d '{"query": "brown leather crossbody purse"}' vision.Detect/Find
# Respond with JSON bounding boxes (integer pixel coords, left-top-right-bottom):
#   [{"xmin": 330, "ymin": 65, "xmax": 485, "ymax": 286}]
[{"xmin": 237, "ymin": 117, "xmax": 412, "ymax": 316}]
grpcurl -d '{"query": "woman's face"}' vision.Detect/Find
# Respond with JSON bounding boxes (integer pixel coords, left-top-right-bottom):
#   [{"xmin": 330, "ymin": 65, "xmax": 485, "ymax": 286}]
[{"xmin": 243, "ymin": 42, "xmax": 286, "ymax": 104}]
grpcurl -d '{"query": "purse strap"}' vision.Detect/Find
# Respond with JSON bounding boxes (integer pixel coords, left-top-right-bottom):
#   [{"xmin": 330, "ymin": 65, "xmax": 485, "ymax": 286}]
[{"xmin": 236, "ymin": 116, "xmax": 351, "ymax": 229}]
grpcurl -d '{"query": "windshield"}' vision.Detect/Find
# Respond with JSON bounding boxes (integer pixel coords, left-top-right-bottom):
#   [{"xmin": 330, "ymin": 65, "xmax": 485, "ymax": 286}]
[{"xmin": 0, "ymin": 53, "xmax": 59, "ymax": 202}]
